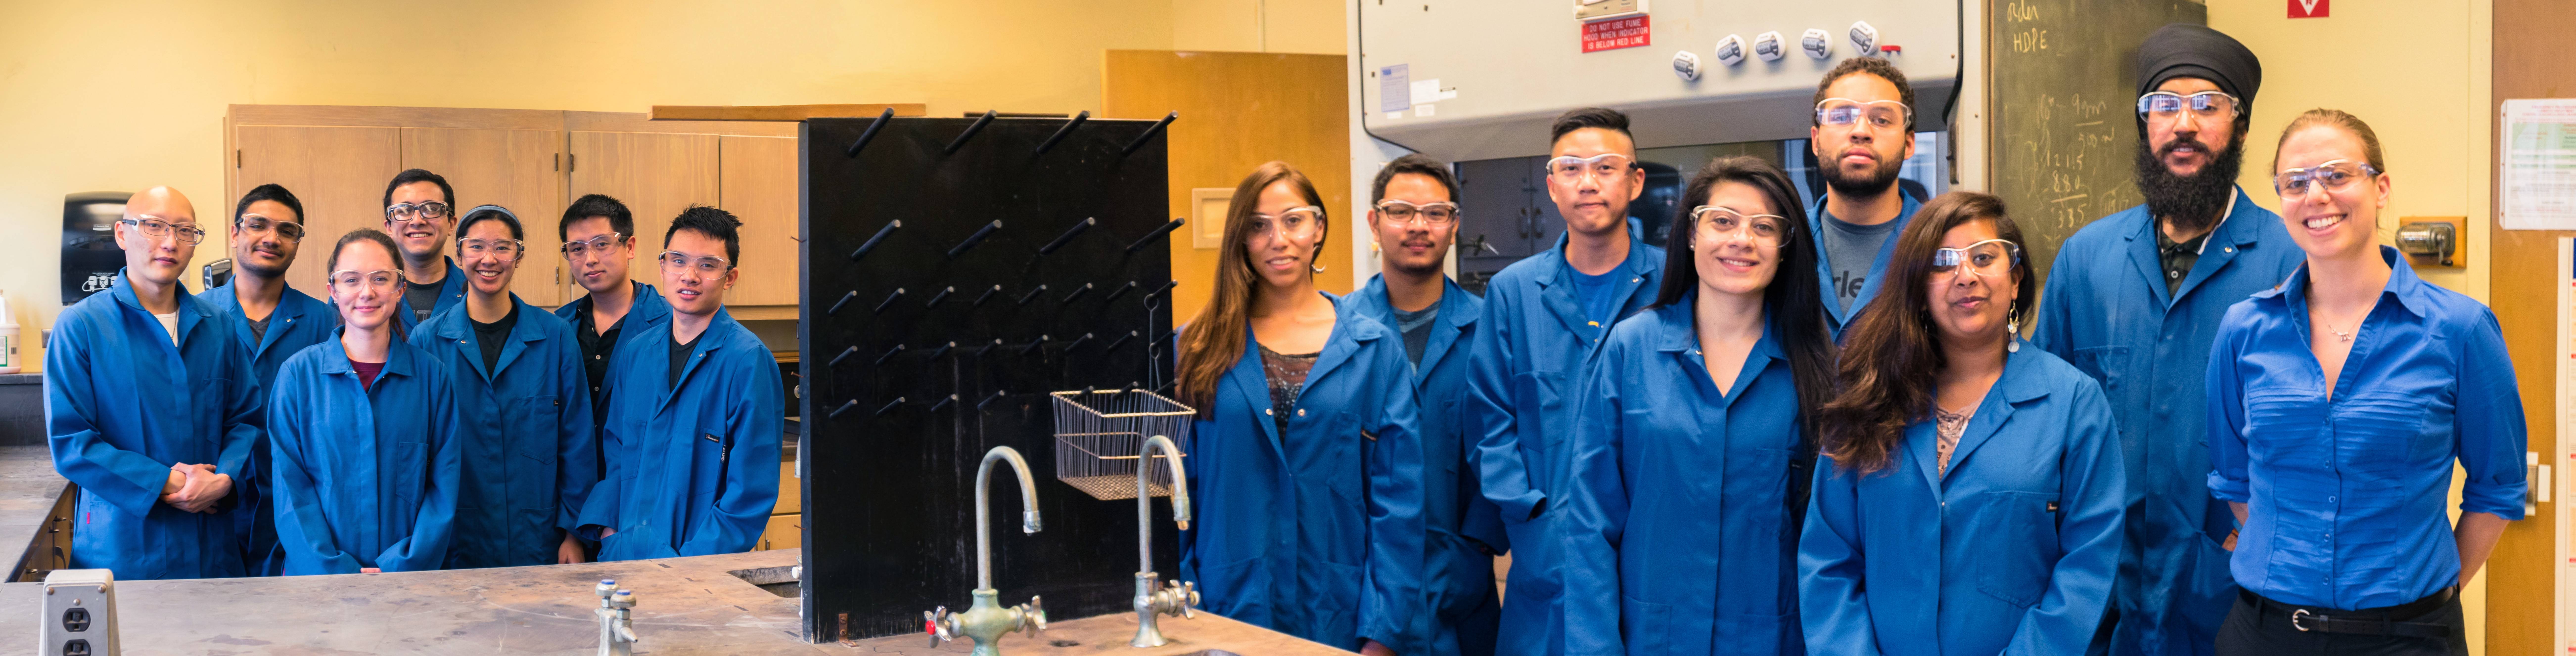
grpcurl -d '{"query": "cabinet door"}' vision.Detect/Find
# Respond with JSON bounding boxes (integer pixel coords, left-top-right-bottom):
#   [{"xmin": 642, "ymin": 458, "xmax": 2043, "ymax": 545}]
[
  {"xmin": 718, "ymin": 135, "xmax": 799, "ymax": 307},
  {"xmin": 567, "ymin": 131, "xmax": 719, "ymax": 301},
  {"xmin": 233, "ymin": 126, "xmax": 403, "ymax": 297},
  {"xmin": 402, "ymin": 128, "xmax": 567, "ymax": 305}
]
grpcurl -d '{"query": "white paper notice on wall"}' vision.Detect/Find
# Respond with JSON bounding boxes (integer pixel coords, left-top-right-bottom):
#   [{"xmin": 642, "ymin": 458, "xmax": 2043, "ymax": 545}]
[
  {"xmin": 1379, "ymin": 64, "xmax": 1411, "ymax": 113},
  {"xmin": 2501, "ymin": 99, "xmax": 2576, "ymax": 230}
]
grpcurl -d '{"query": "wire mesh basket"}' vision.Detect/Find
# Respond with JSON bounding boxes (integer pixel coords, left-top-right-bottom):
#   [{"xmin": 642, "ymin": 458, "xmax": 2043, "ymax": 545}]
[{"xmin": 1050, "ymin": 388, "xmax": 1194, "ymax": 501}]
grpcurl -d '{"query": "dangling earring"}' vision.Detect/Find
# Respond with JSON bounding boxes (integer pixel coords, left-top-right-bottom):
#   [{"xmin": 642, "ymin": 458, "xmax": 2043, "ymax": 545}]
[
  {"xmin": 1312, "ymin": 263, "xmax": 1327, "ymax": 273},
  {"xmin": 2007, "ymin": 317, "xmax": 2022, "ymax": 353},
  {"xmin": 1370, "ymin": 241, "xmax": 1381, "ymax": 254}
]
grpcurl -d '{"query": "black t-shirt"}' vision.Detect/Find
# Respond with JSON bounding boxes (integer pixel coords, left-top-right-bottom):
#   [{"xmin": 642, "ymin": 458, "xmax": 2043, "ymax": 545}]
[
  {"xmin": 669, "ymin": 329, "xmax": 702, "ymax": 390},
  {"xmin": 405, "ymin": 278, "xmax": 444, "ymax": 322},
  {"xmin": 573, "ymin": 284, "xmax": 635, "ymax": 425},
  {"xmin": 471, "ymin": 304, "xmax": 520, "ymax": 373}
]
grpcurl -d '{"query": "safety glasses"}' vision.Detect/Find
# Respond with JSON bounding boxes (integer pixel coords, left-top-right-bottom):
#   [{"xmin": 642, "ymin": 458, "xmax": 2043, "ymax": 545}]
[
  {"xmin": 1931, "ymin": 239, "xmax": 2022, "ymax": 278},
  {"xmin": 1688, "ymin": 206, "xmax": 1789, "ymax": 245},
  {"xmin": 2272, "ymin": 159, "xmax": 2380, "ymax": 199},
  {"xmin": 1815, "ymin": 98, "xmax": 1911, "ymax": 132},
  {"xmin": 2136, "ymin": 91, "xmax": 2240, "ymax": 124}
]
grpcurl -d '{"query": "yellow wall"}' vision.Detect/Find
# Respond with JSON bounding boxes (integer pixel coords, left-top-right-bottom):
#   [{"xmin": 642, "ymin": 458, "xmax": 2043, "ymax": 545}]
[
  {"xmin": 2211, "ymin": 2, "xmax": 2497, "ymax": 652},
  {"xmin": 0, "ymin": 0, "xmax": 1194, "ymax": 370}
]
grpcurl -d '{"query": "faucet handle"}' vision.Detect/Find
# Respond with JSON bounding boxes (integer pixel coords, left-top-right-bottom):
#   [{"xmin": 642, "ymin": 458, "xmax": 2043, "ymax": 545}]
[
  {"xmin": 1169, "ymin": 580, "xmax": 1199, "ymax": 619},
  {"xmin": 923, "ymin": 606, "xmax": 955, "ymax": 647},
  {"xmin": 1016, "ymin": 595, "xmax": 1048, "ymax": 635}
]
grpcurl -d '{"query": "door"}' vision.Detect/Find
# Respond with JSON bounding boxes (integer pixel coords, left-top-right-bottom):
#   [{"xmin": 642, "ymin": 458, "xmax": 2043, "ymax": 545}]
[
  {"xmin": 402, "ymin": 128, "xmax": 567, "ymax": 305},
  {"xmin": 718, "ymin": 135, "xmax": 799, "ymax": 307},
  {"xmin": 568, "ymin": 131, "xmax": 719, "ymax": 300},
  {"xmin": 233, "ymin": 126, "xmax": 403, "ymax": 297}
]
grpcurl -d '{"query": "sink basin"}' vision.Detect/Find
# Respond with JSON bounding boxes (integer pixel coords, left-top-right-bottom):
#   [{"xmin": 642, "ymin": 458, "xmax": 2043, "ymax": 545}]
[{"xmin": 725, "ymin": 564, "xmax": 799, "ymax": 598}]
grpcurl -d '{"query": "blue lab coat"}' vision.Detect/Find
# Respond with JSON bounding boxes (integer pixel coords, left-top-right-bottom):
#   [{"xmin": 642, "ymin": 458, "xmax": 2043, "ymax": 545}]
[
  {"xmin": 266, "ymin": 331, "xmax": 461, "ymax": 574},
  {"xmin": 578, "ymin": 308, "xmax": 783, "ymax": 560},
  {"xmin": 1805, "ymin": 194, "xmax": 1920, "ymax": 336},
  {"xmin": 394, "ymin": 258, "xmax": 468, "ymax": 333},
  {"xmin": 1179, "ymin": 305, "xmax": 1429, "ymax": 652},
  {"xmin": 44, "ymin": 271, "xmax": 260, "ymax": 580},
  {"xmin": 553, "ymin": 281, "xmax": 674, "ymax": 426},
  {"xmin": 1799, "ymin": 344, "xmax": 2125, "ymax": 656},
  {"xmin": 202, "ymin": 280, "xmax": 338, "ymax": 575},
  {"xmin": 1465, "ymin": 231, "xmax": 1663, "ymax": 656},
  {"xmin": 409, "ymin": 296, "xmax": 599, "ymax": 568},
  {"xmin": 2029, "ymin": 190, "xmax": 2302, "ymax": 656},
  {"xmin": 1340, "ymin": 275, "xmax": 1506, "ymax": 656},
  {"xmin": 1559, "ymin": 298, "xmax": 1806, "ymax": 656}
]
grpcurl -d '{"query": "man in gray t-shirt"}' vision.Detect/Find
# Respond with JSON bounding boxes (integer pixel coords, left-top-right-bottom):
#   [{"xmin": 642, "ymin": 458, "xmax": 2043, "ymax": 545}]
[
  {"xmin": 1805, "ymin": 56, "xmax": 1925, "ymax": 335},
  {"xmin": 1820, "ymin": 211, "xmax": 1901, "ymax": 313}
]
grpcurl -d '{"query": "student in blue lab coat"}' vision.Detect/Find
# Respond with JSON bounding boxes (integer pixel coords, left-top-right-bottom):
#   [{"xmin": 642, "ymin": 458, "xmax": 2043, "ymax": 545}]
[
  {"xmin": 553, "ymin": 195, "xmax": 672, "ymax": 445},
  {"xmin": 1337, "ymin": 153, "xmax": 1503, "ymax": 656},
  {"xmin": 1464, "ymin": 107, "xmax": 1664, "ymax": 656},
  {"xmin": 409, "ymin": 205, "xmax": 598, "ymax": 568},
  {"xmin": 2206, "ymin": 110, "xmax": 2524, "ymax": 656},
  {"xmin": 1558, "ymin": 157, "xmax": 1838, "ymax": 656},
  {"xmin": 203, "ymin": 183, "xmax": 339, "ymax": 576},
  {"xmin": 2028, "ymin": 25, "xmax": 2299, "ymax": 656},
  {"xmin": 267, "ymin": 228, "xmax": 461, "ymax": 575},
  {"xmin": 46, "ymin": 186, "xmax": 260, "ymax": 580},
  {"xmin": 1176, "ymin": 161, "xmax": 1426, "ymax": 655},
  {"xmin": 381, "ymin": 168, "xmax": 468, "ymax": 332},
  {"xmin": 1801, "ymin": 192, "xmax": 2125, "ymax": 656},
  {"xmin": 1804, "ymin": 57, "xmax": 1925, "ymax": 337},
  {"xmin": 577, "ymin": 205, "xmax": 782, "ymax": 561}
]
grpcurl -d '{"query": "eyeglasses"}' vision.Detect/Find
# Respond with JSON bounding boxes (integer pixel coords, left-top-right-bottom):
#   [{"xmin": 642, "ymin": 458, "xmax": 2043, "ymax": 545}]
[
  {"xmin": 383, "ymin": 201, "xmax": 452, "ymax": 224},
  {"xmin": 328, "ymin": 269, "xmax": 403, "ymax": 290},
  {"xmin": 235, "ymin": 214, "xmax": 303, "ymax": 242},
  {"xmin": 1932, "ymin": 239, "xmax": 2023, "ymax": 279},
  {"xmin": 1249, "ymin": 206, "xmax": 1326, "ymax": 241},
  {"xmin": 119, "ymin": 216, "xmax": 207, "ymax": 244},
  {"xmin": 458, "ymin": 238, "xmax": 525, "ymax": 262},
  {"xmin": 1688, "ymin": 206, "xmax": 1789, "ymax": 245},
  {"xmin": 1815, "ymin": 98, "xmax": 1911, "ymax": 132},
  {"xmin": 561, "ymin": 233, "xmax": 627, "ymax": 259},
  {"xmin": 2137, "ymin": 91, "xmax": 2240, "ymax": 124},
  {"xmin": 1374, "ymin": 200, "xmax": 1458, "ymax": 227},
  {"xmin": 659, "ymin": 251, "xmax": 733, "ymax": 274},
  {"xmin": 2274, "ymin": 159, "xmax": 2380, "ymax": 199},
  {"xmin": 1545, "ymin": 153, "xmax": 1636, "ymax": 184}
]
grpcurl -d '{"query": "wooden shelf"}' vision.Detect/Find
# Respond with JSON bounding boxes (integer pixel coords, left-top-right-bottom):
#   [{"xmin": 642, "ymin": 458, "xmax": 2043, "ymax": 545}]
[{"xmin": 648, "ymin": 103, "xmax": 926, "ymax": 122}]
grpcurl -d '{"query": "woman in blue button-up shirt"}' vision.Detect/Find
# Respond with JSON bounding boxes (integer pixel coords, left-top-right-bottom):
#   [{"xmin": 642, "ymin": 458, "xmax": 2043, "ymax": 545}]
[
  {"xmin": 1557, "ymin": 157, "xmax": 1837, "ymax": 656},
  {"xmin": 2206, "ymin": 109, "xmax": 2524, "ymax": 655},
  {"xmin": 1174, "ymin": 161, "xmax": 1426, "ymax": 655},
  {"xmin": 1801, "ymin": 191, "xmax": 2126, "ymax": 656}
]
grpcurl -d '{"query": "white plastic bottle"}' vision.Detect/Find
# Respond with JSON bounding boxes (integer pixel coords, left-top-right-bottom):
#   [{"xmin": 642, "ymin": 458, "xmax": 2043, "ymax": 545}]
[{"xmin": 0, "ymin": 288, "xmax": 19, "ymax": 374}]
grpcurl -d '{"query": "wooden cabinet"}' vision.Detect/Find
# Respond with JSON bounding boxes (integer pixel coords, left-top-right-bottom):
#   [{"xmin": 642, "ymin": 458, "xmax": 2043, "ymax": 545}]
[
  {"xmin": 566, "ymin": 130, "xmax": 721, "ymax": 283},
  {"xmin": 719, "ymin": 136, "xmax": 800, "ymax": 306},
  {"xmin": 230, "ymin": 125, "xmax": 402, "ymax": 296},
  {"xmin": 400, "ymin": 127, "xmax": 568, "ymax": 305}
]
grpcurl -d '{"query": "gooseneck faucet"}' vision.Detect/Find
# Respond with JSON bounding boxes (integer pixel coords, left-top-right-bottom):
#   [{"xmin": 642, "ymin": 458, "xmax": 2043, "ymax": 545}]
[
  {"xmin": 925, "ymin": 446, "xmax": 1048, "ymax": 656},
  {"xmin": 1131, "ymin": 435, "xmax": 1199, "ymax": 648}
]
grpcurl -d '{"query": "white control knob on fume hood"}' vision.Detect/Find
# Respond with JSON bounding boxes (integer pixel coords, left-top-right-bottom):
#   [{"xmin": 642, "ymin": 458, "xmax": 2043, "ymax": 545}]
[
  {"xmin": 1753, "ymin": 31, "xmax": 1786, "ymax": 62},
  {"xmin": 1801, "ymin": 28, "xmax": 1834, "ymax": 59},
  {"xmin": 1671, "ymin": 50, "xmax": 1703, "ymax": 81},
  {"xmin": 1849, "ymin": 21, "xmax": 1879, "ymax": 55},
  {"xmin": 1714, "ymin": 34, "xmax": 1747, "ymax": 66}
]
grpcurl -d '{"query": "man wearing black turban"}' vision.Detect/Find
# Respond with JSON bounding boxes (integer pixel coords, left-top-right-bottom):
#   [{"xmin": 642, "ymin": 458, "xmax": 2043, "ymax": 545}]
[{"xmin": 2029, "ymin": 23, "xmax": 2308, "ymax": 656}]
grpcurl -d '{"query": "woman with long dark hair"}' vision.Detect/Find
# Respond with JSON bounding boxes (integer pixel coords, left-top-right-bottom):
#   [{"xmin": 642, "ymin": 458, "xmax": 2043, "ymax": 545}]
[
  {"xmin": 2206, "ymin": 110, "xmax": 2524, "ymax": 655},
  {"xmin": 1799, "ymin": 192, "xmax": 2124, "ymax": 656},
  {"xmin": 1557, "ymin": 156, "xmax": 1836, "ymax": 656},
  {"xmin": 1175, "ymin": 161, "xmax": 1426, "ymax": 655}
]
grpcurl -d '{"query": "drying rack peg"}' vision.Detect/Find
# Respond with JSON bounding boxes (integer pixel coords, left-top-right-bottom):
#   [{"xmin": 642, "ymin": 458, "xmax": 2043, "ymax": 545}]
[
  {"xmin": 1033, "ymin": 110, "xmax": 1090, "ymax": 155},
  {"xmin": 1016, "ymin": 284, "xmax": 1050, "ymax": 306},
  {"xmin": 972, "ymin": 338, "xmax": 1003, "ymax": 358},
  {"xmin": 828, "ymin": 399, "xmax": 859, "ymax": 419},
  {"xmin": 1126, "ymin": 219, "xmax": 1185, "ymax": 252},
  {"xmin": 848, "ymin": 220, "xmax": 901, "ymax": 261},
  {"xmin": 927, "ymin": 394, "xmax": 957, "ymax": 413},
  {"xmin": 1143, "ymin": 279, "xmax": 1178, "ymax": 302},
  {"xmin": 874, "ymin": 344, "xmax": 907, "ymax": 366},
  {"xmin": 947, "ymin": 220, "xmax": 1002, "ymax": 259},
  {"xmin": 1101, "ymin": 281, "xmax": 1137, "ymax": 303},
  {"xmin": 1065, "ymin": 332, "xmax": 1095, "ymax": 352},
  {"xmin": 925, "ymin": 341, "xmax": 955, "ymax": 361},
  {"xmin": 1104, "ymin": 330, "xmax": 1137, "ymax": 351},
  {"xmin": 843, "ymin": 107, "xmax": 895, "ymax": 158},
  {"xmin": 827, "ymin": 346, "xmax": 860, "ymax": 369},
  {"xmin": 1039, "ymin": 218, "xmax": 1097, "ymax": 255},
  {"xmin": 825, "ymin": 290, "xmax": 858, "ymax": 316},
  {"xmin": 873, "ymin": 288, "xmax": 907, "ymax": 314},
  {"xmin": 1060, "ymin": 283, "xmax": 1093, "ymax": 304},
  {"xmin": 977, "ymin": 390, "xmax": 1011, "ymax": 410},
  {"xmin": 945, "ymin": 110, "xmax": 998, "ymax": 154},
  {"xmin": 1122, "ymin": 111, "xmax": 1177, "ymax": 155},
  {"xmin": 973, "ymin": 284, "xmax": 1003, "ymax": 307},
  {"xmin": 875, "ymin": 398, "xmax": 906, "ymax": 416},
  {"xmin": 925, "ymin": 286, "xmax": 955, "ymax": 308},
  {"xmin": 1020, "ymin": 335, "xmax": 1050, "ymax": 356}
]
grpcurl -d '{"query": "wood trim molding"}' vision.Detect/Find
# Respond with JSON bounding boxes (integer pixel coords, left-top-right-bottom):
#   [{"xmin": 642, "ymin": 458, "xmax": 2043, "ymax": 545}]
[
  {"xmin": 227, "ymin": 104, "xmax": 561, "ymax": 131},
  {"xmin": 648, "ymin": 104, "xmax": 926, "ymax": 122},
  {"xmin": 564, "ymin": 110, "xmax": 798, "ymax": 137}
]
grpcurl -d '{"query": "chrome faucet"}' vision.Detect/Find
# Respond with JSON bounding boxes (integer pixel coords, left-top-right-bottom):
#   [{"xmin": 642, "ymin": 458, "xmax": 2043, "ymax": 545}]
[
  {"xmin": 594, "ymin": 579, "xmax": 639, "ymax": 656},
  {"xmin": 1131, "ymin": 434, "xmax": 1198, "ymax": 648},
  {"xmin": 925, "ymin": 446, "xmax": 1048, "ymax": 656}
]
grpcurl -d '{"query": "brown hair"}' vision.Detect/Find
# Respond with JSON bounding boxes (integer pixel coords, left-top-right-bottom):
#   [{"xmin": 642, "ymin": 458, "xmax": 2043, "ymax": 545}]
[
  {"xmin": 1176, "ymin": 162, "xmax": 1330, "ymax": 417},
  {"xmin": 1815, "ymin": 191, "xmax": 2031, "ymax": 474},
  {"xmin": 326, "ymin": 227, "xmax": 402, "ymax": 275},
  {"xmin": 2272, "ymin": 108, "xmax": 2386, "ymax": 174},
  {"xmin": 1813, "ymin": 57, "xmax": 1917, "ymax": 132}
]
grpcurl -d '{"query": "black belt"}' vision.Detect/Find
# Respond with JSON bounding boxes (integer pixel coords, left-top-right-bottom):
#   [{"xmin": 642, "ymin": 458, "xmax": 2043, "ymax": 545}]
[{"xmin": 2239, "ymin": 588, "xmax": 2456, "ymax": 639}]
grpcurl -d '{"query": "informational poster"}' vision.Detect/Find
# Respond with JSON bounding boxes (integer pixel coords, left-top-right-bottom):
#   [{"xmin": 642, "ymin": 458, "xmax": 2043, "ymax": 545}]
[{"xmin": 2500, "ymin": 99, "xmax": 2576, "ymax": 230}]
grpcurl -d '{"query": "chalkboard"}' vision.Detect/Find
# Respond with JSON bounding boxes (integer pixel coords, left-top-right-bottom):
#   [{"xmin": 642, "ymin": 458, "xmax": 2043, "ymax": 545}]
[{"xmin": 1989, "ymin": 0, "xmax": 2206, "ymax": 284}]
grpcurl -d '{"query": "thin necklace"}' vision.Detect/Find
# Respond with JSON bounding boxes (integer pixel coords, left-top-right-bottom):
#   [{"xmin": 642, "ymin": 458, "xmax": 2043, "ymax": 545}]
[{"xmin": 2326, "ymin": 322, "xmax": 2355, "ymax": 343}]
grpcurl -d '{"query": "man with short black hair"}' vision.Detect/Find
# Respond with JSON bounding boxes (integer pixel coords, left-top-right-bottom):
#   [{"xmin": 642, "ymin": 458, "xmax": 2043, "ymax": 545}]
[
  {"xmin": 410, "ymin": 205, "xmax": 599, "ymax": 568},
  {"xmin": 1805, "ymin": 56, "xmax": 1923, "ymax": 335},
  {"xmin": 1467, "ymin": 107, "xmax": 1666, "ymax": 656},
  {"xmin": 203, "ymin": 183, "xmax": 336, "ymax": 575},
  {"xmin": 1343, "ymin": 153, "xmax": 1501, "ymax": 656},
  {"xmin": 552, "ymin": 194, "xmax": 669, "ymax": 436},
  {"xmin": 2032, "ymin": 24, "xmax": 2297, "ymax": 656},
  {"xmin": 383, "ymin": 169, "xmax": 467, "ymax": 330},
  {"xmin": 577, "ymin": 205, "xmax": 782, "ymax": 560},
  {"xmin": 46, "ymin": 186, "xmax": 261, "ymax": 580}
]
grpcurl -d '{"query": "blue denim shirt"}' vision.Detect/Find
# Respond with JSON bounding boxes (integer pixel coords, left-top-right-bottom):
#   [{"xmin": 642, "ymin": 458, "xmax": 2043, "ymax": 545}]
[{"xmin": 2205, "ymin": 247, "xmax": 2528, "ymax": 610}]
